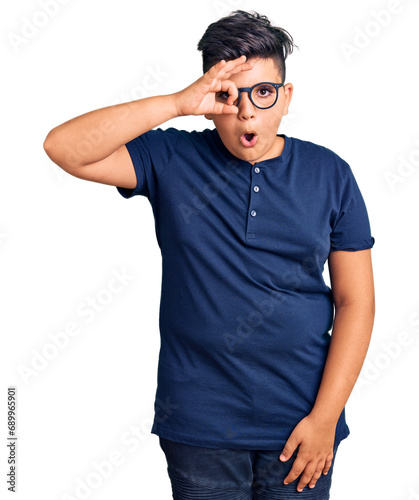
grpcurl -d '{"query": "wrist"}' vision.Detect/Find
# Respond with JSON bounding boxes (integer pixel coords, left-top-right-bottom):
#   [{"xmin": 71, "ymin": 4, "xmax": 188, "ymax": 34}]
[
  {"xmin": 171, "ymin": 90, "xmax": 187, "ymax": 117},
  {"xmin": 309, "ymin": 407, "xmax": 340, "ymax": 428}
]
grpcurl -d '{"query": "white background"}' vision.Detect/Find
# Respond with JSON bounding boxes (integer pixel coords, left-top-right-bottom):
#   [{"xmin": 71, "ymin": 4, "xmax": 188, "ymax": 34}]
[{"xmin": 2, "ymin": 0, "xmax": 419, "ymax": 499}]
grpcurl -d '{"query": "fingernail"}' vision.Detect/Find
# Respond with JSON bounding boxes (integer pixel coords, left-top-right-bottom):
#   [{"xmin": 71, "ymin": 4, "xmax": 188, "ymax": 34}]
[{"xmin": 279, "ymin": 454, "xmax": 287, "ymax": 460}]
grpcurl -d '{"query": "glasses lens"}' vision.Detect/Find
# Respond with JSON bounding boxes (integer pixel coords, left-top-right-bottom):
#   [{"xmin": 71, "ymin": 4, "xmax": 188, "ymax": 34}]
[{"xmin": 251, "ymin": 84, "xmax": 277, "ymax": 108}]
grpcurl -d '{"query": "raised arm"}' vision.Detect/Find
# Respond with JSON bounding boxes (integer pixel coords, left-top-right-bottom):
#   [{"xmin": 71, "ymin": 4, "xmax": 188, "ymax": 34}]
[{"xmin": 42, "ymin": 56, "xmax": 254, "ymax": 189}]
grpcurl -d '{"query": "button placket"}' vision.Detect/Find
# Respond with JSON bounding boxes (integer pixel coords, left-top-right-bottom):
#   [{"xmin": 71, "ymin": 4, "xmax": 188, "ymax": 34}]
[{"xmin": 246, "ymin": 165, "xmax": 261, "ymax": 238}]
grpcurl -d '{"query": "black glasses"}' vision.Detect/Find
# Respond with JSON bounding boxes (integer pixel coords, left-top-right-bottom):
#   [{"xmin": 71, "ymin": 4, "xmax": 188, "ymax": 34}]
[{"xmin": 216, "ymin": 82, "xmax": 284, "ymax": 110}]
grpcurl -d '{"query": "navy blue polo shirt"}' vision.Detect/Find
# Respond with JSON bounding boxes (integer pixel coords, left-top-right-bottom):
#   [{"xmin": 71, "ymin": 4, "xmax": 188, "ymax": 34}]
[{"xmin": 116, "ymin": 127, "xmax": 375, "ymax": 450}]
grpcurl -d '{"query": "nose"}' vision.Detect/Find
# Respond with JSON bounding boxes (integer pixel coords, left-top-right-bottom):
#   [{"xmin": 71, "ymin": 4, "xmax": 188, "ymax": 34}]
[{"xmin": 237, "ymin": 91, "xmax": 255, "ymax": 119}]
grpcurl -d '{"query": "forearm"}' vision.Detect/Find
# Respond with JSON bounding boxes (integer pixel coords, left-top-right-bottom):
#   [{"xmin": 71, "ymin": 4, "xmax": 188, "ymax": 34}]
[
  {"xmin": 43, "ymin": 93, "xmax": 180, "ymax": 170},
  {"xmin": 309, "ymin": 302, "xmax": 375, "ymax": 426}
]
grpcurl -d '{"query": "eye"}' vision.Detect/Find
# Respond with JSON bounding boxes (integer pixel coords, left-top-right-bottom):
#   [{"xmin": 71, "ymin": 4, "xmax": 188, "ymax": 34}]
[
  {"xmin": 256, "ymin": 86, "xmax": 273, "ymax": 98},
  {"xmin": 216, "ymin": 91, "xmax": 230, "ymax": 100}
]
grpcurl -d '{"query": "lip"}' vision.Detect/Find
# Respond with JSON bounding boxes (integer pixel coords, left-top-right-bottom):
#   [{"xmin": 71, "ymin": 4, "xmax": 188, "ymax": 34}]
[{"xmin": 240, "ymin": 131, "xmax": 258, "ymax": 148}]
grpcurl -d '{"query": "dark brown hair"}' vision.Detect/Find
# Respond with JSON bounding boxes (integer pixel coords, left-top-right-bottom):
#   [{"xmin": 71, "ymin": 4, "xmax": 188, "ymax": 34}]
[{"xmin": 197, "ymin": 10, "xmax": 297, "ymax": 83}]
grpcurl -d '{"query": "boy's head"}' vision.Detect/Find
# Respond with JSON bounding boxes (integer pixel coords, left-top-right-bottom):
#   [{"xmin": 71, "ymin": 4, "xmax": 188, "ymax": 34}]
[
  {"xmin": 197, "ymin": 10, "xmax": 296, "ymax": 85},
  {"xmin": 197, "ymin": 10, "xmax": 297, "ymax": 165}
]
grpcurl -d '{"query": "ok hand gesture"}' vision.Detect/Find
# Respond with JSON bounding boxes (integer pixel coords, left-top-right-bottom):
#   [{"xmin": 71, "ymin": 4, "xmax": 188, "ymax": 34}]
[{"xmin": 174, "ymin": 55, "xmax": 254, "ymax": 117}]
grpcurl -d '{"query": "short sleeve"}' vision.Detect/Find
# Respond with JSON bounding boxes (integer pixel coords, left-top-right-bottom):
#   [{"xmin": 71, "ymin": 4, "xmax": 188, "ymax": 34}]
[
  {"xmin": 330, "ymin": 164, "xmax": 375, "ymax": 252},
  {"xmin": 116, "ymin": 127, "xmax": 180, "ymax": 199}
]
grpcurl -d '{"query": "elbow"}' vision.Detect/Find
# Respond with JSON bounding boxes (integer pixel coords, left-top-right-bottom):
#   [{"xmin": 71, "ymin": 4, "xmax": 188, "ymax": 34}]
[
  {"xmin": 43, "ymin": 130, "xmax": 76, "ymax": 171},
  {"xmin": 334, "ymin": 284, "xmax": 375, "ymax": 316},
  {"xmin": 43, "ymin": 127, "xmax": 60, "ymax": 151},
  {"xmin": 335, "ymin": 295, "xmax": 375, "ymax": 319},
  {"xmin": 43, "ymin": 130, "xmax": 59, "ymax": 161},
  {"xmin": 43, "ymin": 131, "xmax": 53, "ymax": 154}
]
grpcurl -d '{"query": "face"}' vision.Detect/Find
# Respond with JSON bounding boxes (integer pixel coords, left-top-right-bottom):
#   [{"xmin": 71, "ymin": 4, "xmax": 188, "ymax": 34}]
[{"xmin": 205, "ymin": 57, "xmax": 293, "ymax": 165}]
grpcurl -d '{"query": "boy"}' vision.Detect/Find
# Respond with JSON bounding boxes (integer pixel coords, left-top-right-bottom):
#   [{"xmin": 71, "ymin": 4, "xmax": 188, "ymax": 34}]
[{"xmin": 43, "ymin": 10, "xmax": 375, "ymax": 499}]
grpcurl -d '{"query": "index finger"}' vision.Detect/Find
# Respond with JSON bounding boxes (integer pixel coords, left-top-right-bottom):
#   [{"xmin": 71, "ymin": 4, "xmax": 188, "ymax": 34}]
[
  {"xmin": 224, "ymin": 60, "xmax": 254, "ymax": 78},
  {"xmin": 209, "ymin": 55, "xmax": 253, "ymax": 78},
  {"xmin": 221, "ymin": 54, "xmax": 248, "ymax": 66},
  {"xmin": 221, "ymin": 55, "xmax": 254, "ymax": 71}
]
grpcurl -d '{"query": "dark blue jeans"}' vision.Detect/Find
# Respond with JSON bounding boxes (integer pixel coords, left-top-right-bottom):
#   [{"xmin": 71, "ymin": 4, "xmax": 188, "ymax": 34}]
[{"xmin": 159, "ymin": 437, "xmax": 339, "ymax": 499}]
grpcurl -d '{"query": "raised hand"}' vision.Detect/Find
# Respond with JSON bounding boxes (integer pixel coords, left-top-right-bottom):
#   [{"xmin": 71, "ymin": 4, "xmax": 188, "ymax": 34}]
[{"xmin": 174, "ymin": 55, "xmax": 254, "ymax": 117}]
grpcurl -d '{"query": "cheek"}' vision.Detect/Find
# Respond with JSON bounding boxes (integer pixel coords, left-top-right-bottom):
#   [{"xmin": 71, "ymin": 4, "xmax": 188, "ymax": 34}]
[
  {"xmin": 214, "ymin": 118, "xmax": 234, "ymax": 135},
  {"xmin": 263, "ymin": 117, "xmax": 281, "ymax": 138},
  {"xmin": 262, "ymin": 114, "xmax": 283, "ymax": 133}
]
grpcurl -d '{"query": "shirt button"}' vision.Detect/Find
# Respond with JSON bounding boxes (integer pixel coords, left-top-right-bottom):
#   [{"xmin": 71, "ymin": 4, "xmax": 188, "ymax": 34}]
[
  {"xmin": 253, "ymin": 185, "xmax": 260, "ymax": 192},
  {"xmin": 251, "ymin": 210, "xmax": 257, "ymax": 217},
  {"xmin": 254, "ymin": 167, "xmax": 260, "ymax": 173}
]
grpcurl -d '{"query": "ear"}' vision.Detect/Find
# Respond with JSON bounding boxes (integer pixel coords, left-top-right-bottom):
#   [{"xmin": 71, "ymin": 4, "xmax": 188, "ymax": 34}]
[{"xmin": 282, "ymin": 83, "xmax": 294, "ymax": 116}]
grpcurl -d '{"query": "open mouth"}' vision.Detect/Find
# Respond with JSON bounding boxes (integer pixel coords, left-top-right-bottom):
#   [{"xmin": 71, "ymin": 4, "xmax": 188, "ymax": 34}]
[{"xmin": 241, "ymin": 132, "xmax": 258, "ymax": 148}]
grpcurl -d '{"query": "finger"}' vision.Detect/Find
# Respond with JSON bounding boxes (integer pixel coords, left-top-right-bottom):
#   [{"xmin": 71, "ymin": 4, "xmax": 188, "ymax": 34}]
[
  {"xmin": 323, "ymin": 463, "xmax": 332, "ymax": 475},
  {"xmin": 323, "ymin": 454, "xmax": 333, "ymax": 475},
  {"xmin": 221, "ymin": 104, "xmax": 239, "ymax": 115},
  {"xmin": 219, "ymin": 80, "xmax": 239, "ymax": 105},
  {"xmin": 212, "ymin": 102, "xmax": 238, "ymax": 115},
  {"xmin": 207, "ymin": 61, "xmax": 253, "ymax": 93},
  {"xmin": 222, "ymin": 63, "xmax": 254, "ymax": 82},
  {"xmin": 283, "ymin": 459, "xmax": 305, "ymax": 485},
  {"xmin": 208, "ymin": 55, "xmax": 245, "ymax": 76},
  {"xmin": 224, "ymin": 56, "xmax": 254, "ymax": 71},
  {"xmin": 295, "ymin": 464, "xmax": 317, "ymax": 492},
  {"xmin": 212, "ymin": 55, "xmax": 249, "ymax": 79},
  {"xmin": 308, "ymin": 465, "xmax": 324, "ymax": 489},
  {"xmin": 221, "ymin": 56, "xmax": 254, "ymax": 74},
  {"xmin": 225, "ymin": 61, "xmax": 254, "ymax": 77},
  {"xmin": 279, "ymin": 442, "xmax": 299, "ymax": 462},
  {"xmin": 212, "ymin": 97, "xmax": 239, "ymax": 114},
  {"xmin": 224, "ymin": 54, "xmax": 248, "ymax": 67}
]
